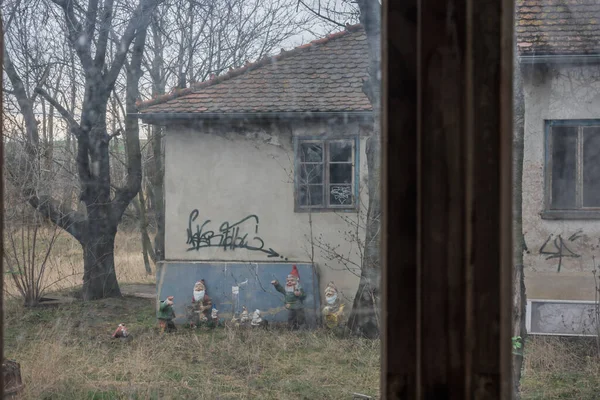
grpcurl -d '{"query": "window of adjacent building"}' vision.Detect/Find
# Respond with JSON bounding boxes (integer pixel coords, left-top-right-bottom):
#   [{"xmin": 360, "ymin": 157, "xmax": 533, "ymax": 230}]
[
  {"xmin": 295, "ymin": 138, "xmax": 358, "ymax": 210},
  {"xmin": 546, "ymin": 120, "xmax": 600, "ymax": 214}
]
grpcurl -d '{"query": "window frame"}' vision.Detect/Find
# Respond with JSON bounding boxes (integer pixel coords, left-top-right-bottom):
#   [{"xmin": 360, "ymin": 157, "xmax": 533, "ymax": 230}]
[
  {"xmin": 293, "ymin": 136, "xmax": 360, "ymax": 212},
  {"xmin": 544, "ymin": 119, "xmax": 600, "ymax": 219}
]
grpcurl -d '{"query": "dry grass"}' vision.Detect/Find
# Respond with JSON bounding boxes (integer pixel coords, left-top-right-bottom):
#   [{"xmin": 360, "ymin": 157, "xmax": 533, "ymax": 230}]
[
  {"xmin": 2, "ymin": 228, "xmax": 380, "ymax": 399},
  {"xmin": 3, "ymin": 229, "xmax": 155, "ymax": 300},
  {"xmin": 5, "ymin": 228, "xmax": 600, "ymax": 399},
  {"xmin": 521, "ymin": 336, "xmax": 600, "ymax": 399},
  {"xmin": 3, "ymin": 296, "xmax": 380, "ymax": 399}
]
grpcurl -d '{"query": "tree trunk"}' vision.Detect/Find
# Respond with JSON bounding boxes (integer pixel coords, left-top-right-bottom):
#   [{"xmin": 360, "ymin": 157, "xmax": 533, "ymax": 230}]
[
  {"xmin": 81, "ymin": 218, "xmax": 121, "ymax": 299},
  {"xmin": 150, "ymin": 125, "xmax": 165, "ymax": 261},
  {"xmin": 512, "ymin": 41, "xmax": 527, "ymax": 399},
  {"xmin": 347, "ymin": 0, "xmax": 382, "ymax": 339},
  {"xmin": 132, "ymin": 189, "xmax": 155, "ymax": 274},
  {"xmin": 148, "ymin": 17, "xmax": 166, "ymax": 261}
]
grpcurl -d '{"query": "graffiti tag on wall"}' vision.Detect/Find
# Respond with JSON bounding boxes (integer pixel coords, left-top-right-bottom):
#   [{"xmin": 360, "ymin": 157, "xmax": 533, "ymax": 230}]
[
  {"xmin": 186, "ymin": 209, "xmax": 287, "ymax": 260},
  {"xmin": 539, "ymin": 230, "xmax": 582, "ymax": 272}
]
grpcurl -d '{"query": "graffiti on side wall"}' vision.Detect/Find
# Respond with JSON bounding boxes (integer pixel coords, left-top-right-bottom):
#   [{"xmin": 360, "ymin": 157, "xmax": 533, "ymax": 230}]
[
  {"xmin": 186, "ymin": 209, "xmax": 287, "ymax": 260},
  {"xmin": 539, "ymin": 230, "xmax": 582, "ymax": 272}
]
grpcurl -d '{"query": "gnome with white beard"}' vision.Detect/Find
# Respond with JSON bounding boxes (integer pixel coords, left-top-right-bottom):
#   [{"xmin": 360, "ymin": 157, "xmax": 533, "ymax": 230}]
[
  {"xmin": 271, "ymin": 265, "xmax": 306, "ymax": 330},
  {"xmin": 251, "ymin": 309, "xmax": 268, "ymax": 328},
  {"xmin": 186, "ymin": 279, "xmax": 212, "ymax": 328},
  {"xmin": 322, "ymin": 281, "xmax": 345, "ymax": 329}
]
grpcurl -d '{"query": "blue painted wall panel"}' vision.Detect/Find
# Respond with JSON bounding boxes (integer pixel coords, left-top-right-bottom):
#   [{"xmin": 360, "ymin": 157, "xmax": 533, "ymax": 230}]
[{"xmin": 156, "ymin": 262, "xmax": 320, "ymax": 326}]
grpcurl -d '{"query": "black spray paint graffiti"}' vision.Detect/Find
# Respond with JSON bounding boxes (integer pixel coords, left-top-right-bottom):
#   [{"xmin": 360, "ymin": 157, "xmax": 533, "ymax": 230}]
[
  {"xmin": 186, "ymin": 210, "xmax": 288, "ymax": 260},
  {"xmin": 539, "ymin": 230, "xmax": 582, "ymax": 272}
]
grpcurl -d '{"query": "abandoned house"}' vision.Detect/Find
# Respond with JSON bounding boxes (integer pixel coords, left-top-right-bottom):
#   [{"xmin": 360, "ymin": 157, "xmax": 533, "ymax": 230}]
[
  {"xmin": 518, "ymin": 2, "xmax": 600, "ymax": 335},
  {"xmin": 135, "ymin": 24, "xmax": 372, "ymax": 325}
]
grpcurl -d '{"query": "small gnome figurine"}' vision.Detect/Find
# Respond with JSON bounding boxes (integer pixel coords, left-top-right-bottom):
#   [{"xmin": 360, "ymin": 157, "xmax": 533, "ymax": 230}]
[
  {"xmin": 111, "ymin": 323, "xmax": 128, "ymax": 339},
  {"xmin": 187, "ymin": 280, "xmax": 212, "ymax": 328},
  {"xmin": 240, "ymin": 306, "xmax": 250, "ymax": 324},
  {"xmin": 158, "ymin": 296, "xmax": 177, "ymax": 333},
  {"xmin": 322, "ymin": 281, "xmax": 345, "ymax": 329},
  {"xmin": 271, "ymin": 265, "xmax": 306, "ymax": 330},
  {"xmin": 251, "ymin": 309, "xmax": 268, "ymax": 328},
  {"xmin": 232, "ymin": 306, "xmax": 250, "ymax": 327},
  {"xmin": 209, "ymin": 305, "xmax": 219, "ymax": 328}
]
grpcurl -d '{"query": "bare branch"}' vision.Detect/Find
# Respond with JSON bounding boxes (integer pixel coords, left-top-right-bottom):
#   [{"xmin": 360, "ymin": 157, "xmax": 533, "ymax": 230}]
[
  {"xmin": 296, "ymin": 0, "xmax": 346, "ymax": 27},
  {"xmin": 104, "ymin": 0, "xmax": 161, "ymax": 90},
  {"xmin": 34, "ymin": 87, "xmax": 81, "ymax": 134},
  {"xmin": 50, "ymin": 0, "xmax": 94, "ymax": 71}
]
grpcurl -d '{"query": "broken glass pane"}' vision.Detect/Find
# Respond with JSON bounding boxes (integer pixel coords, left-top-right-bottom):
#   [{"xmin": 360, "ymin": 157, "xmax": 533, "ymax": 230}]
[
  {"xmin": 329, "ymin": 163, "xmax": 352, "ymax": 184},
  {"xmin": 300, "ymin": 143, "xmax": 323, "ymax": 162},
  {"xmin": 583, "ymin": 127, "xmax": 600, "ymax": 207},
  {"xmin": 330, "ymin": 185, "xmax": 353, "ymax": 205},
  {"xmin": 551, "ymin": 126, "xmax": 577, "ymax": 209},
  {"xmin": 329, "ymin": 141, "xmax": 353, "ymax": 162}
]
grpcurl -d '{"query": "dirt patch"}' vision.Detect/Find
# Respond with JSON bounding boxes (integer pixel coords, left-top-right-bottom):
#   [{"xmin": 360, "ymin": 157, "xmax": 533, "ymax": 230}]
[{"xmin": 120, "ymin": 283, "xmax": 156, "ymax": 299}]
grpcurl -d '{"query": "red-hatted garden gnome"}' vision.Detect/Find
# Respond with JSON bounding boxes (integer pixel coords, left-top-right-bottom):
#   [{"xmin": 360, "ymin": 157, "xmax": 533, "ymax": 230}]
[
  {"xmin": 158, "ymin": 296, "xmax": 176, "ymax": 333},
  {"xmin": 322, "ymin": 281, "xmax": 345, "ymax": 329},
  {"xmin": 187, "ymin": 280, "xmax": 212, "ymax": 328},
  {"xmin": 271, "ymin": 265, "xmax": 306, "ymax": 330},
  {"xmin": 111, "ymin": 323, "xmax": 128, "ymax": 338}
]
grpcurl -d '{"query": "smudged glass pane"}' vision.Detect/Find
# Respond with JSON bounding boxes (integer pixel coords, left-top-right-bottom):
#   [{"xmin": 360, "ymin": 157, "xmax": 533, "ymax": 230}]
[
  {"xmin": 551, "ymin": 126, "xmax": 577, "ymax": 209},
  {"xmin": 583, "ymin": 127, "xmax": 600, "ymax": 207},
  {"xmin": 299, "ymin": 185, "xmax": 323, "ymax": 206},
  {"xmin": 300, "ymin": 143, "xmax": 323, "ymax": 162},
  {"xmin": 330, "ymin": 163, "xmax": 352, "ymax": 184},
  {"xmin": 330, "ymin": 185, "xmax": 353, "ymax": 205},
  {"xmin": 299, "ymin": 163, "xmax": 323, "ymax": 184},
  {"xmin": 330, "ymin": 141, "xmax": 353, "ymax": 162}
]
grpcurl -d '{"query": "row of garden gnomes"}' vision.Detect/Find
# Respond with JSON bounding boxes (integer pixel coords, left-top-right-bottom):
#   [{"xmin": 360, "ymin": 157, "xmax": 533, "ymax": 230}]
[{"xmin": 156, "ymin": 266, "xmax": 346, "ymax": 331}]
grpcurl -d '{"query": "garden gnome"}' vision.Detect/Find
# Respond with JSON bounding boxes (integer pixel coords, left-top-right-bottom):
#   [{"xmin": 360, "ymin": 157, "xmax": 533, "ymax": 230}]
[
  {"xmin": 271, "ymin": 265, "xmax": 306, "ymax": 330},
  {"xmin": 209, "ymin": 305, "xmax": 219, "ymax": 328},
  {"xmin": 240, "ymin": 306, "xmax": 250, "ymax": 324},
  {"xmin": 158, "ymin": 296, "xmax": 177, "ymax": 333},
  {"xmin": 322, "ymin": 281, "xmax": 345, "ymax": 329},
  {"xmin": 251, "ymin": 309, "xmax": 267, "ymax": 328},
  {"xmin": 187, "ymin": 280, "xmax": 212, "ymax": 328},
  {"xmin": 111, "ymin": 323, "xmax": 128, "ymax": 338}
]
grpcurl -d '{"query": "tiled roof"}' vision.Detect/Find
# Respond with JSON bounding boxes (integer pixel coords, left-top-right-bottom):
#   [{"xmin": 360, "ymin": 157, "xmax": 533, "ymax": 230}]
[
  {"xmin": 137, "ymin": 24, "xmax": 371, "ymax": 115},
  {"xmin": 517, "ymin": 0, "xmax": 600, "ymax": 56}
]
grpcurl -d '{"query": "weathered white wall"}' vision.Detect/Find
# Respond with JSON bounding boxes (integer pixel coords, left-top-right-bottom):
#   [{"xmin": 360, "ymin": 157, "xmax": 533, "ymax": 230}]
[
  {"xmin": 523, "ymin": 64, "xmax": 600, "ymax": 300},
  {"xmin": 163, "ymin": 117, "xmax": 371, "ymax": 303}
]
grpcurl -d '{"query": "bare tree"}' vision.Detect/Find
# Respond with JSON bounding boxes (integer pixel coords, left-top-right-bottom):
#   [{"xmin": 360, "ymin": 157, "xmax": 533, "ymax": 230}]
[
  {"xmin": 3, "ymin": 0, "xmax": 161, "ymax": 300},
  {"xmin": 341, "ymin": 0, "xmax": 381, "ymax": 339}
]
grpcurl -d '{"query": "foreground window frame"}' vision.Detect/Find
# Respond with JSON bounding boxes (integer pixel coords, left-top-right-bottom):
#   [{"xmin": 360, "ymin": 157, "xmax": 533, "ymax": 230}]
[{"xmin": 544, "ymin": 119, "xmax": 600, "ymax": 219}]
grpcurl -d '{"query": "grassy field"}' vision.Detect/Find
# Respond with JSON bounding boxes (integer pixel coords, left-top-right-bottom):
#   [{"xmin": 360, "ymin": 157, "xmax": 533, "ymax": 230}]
[
  {"xmin": 3, "ymin": 229, "xmax": 600, "ymax": 399},
  {"xmin": 521, "ymin": 336, "xmax": 600, "ymax": 400},
  {"xmin": 3, "ymin": 294, "xmax": 380, "ymax": 399},
  {"xmin": 3, "ymin": 230, "xmax": 154, "ymax": 299}
]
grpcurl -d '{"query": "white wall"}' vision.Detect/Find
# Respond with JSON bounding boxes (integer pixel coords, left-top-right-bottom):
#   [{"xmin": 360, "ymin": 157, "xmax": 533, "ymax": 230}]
[
  {"xmin": 163, "ymin": 117, "xmax": 371, "ymax": 303},
  {"xmin": 523, "ymin": 63, "xmax": 600, "ymax": 300}
]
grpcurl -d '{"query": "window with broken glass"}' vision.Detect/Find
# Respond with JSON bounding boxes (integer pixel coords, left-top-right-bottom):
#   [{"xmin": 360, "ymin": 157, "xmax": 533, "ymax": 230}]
[
  {"xmin": 295, "ymin": 138, "xmax": 357, "ymax": 210},
  {"xmin": 545, "ymin": 120, "xmax": 600, "ymax": 218}
]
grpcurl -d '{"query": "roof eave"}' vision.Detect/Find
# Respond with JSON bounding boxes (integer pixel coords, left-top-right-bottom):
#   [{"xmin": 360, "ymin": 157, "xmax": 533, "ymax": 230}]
[
  {"xmin": 131, "ymin": 111, "xmax": 374, "ymax": 124},
  {"xmin": 519, "ymin": 54, "xmax": 600, "ymax": 65}
]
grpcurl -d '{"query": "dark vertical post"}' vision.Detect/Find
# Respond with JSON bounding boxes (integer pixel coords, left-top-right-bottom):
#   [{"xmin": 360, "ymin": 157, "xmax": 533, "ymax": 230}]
[
  {"xmin": 382, "ymin": 1, "xmax": 419, "ymax": 398},
  {"xmin": 383, "ymin": 0, "xmax": 513, "ymax": 398}
]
